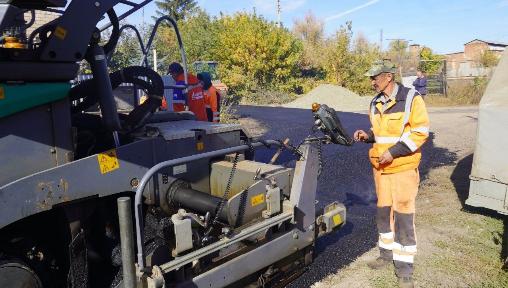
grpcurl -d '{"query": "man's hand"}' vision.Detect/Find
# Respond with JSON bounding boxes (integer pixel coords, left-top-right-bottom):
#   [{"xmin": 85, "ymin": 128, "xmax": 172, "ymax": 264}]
[
  {"xmin": 378, "ymin": 150, "xmax": 394, "ymax": 165},
  {"xmin": 354, "ymin": 130, "xmax": 369, "ymax": 142}
]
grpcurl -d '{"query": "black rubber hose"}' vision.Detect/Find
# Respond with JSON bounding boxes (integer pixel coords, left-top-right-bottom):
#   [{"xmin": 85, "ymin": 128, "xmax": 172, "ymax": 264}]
[
  {"xmin": 70, "ymin": 66, "xmax": 163, "ymax": 130},
  {"xmin": 102, "ymin": 8, "xmax": 120, "ymax": 56},
  {"xmin": 169, "ymin": 187, "xmax": 229, "ymax": 223}
]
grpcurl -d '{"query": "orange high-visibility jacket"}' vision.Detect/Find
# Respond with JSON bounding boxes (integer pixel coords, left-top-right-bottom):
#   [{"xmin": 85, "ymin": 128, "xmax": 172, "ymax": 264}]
[
  {"xmin": 173, "ymin": 73, "xmax": 207, "ymax": 121},
  {"xmin": 204, "ymin": 86, "xmax": 220, "ymax": 122},
  {"xmin": 368, "ymin": 84, "xmax": 429, "ymax": 173}
]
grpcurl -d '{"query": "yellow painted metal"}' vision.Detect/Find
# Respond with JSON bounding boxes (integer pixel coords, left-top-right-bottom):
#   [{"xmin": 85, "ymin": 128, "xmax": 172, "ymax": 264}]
[
  {"xmin": 250, "ymin": 194, "xmax": 265, "ymax": 207},
  {"xmin": 97, "ymin": 149, "xmax": 120, "ymax": 174},
  {"xmin": 3, "ymin": 36, "xmax": 26, "ymax": 49},
  {"xmin": 210, "ymin": 160, "xmax": 291, "ymax": 199},
  {"xmin": 332, "ymin": 214, "xmax": 342, "ymax": 226}
]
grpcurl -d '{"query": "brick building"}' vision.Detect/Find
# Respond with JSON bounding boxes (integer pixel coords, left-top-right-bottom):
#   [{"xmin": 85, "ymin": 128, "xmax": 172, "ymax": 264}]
[
  {"xmin": 445, "ymin": 39, "xmax": 507, "ymax": 79},
  {"xmin": 24, "ymin": 10, "xmax": 59, "ymax": 39}
]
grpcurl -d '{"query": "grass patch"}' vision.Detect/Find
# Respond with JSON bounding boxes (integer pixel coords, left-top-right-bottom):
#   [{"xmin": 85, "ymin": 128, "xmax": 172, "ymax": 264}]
[
  {"xmin": 425, "ymin": 77, "xmax": 488, "ymax": 107},
  {"xmin": 415, "ymin": 166, "xmax": 507, "ymax": 288},
  {"xmin": 369, "ymin": 271, "xmax": 398, "ymax": 288},
  {"xmin": 424, "ymin": 94, "xmax": 462, "ymax": 106},
  {"xmin": 312, "ymin": 163, "xmax": 508, "ymax": 288}
]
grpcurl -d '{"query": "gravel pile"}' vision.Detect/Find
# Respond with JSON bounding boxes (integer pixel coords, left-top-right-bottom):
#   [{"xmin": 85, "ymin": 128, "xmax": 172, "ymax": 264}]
[{"xmin": 283, "ymin": 84, "xmax": 372, "ymax": 112}]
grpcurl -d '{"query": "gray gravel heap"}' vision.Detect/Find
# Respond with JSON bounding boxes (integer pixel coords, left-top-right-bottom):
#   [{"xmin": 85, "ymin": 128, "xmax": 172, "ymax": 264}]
[{"xmin": 283, "ymin": 84, "xmax": 373, "ymax": 112}]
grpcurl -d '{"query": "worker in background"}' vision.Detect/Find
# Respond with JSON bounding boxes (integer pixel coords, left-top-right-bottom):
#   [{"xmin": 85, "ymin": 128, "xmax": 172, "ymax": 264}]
[
  {"xmin": 167, "ymin": 62, "xmax": 207, "ymax": 121},
  {"xmin": 353, "ymin": 60, "xmax": 429, "ymax": 288},
  {"xmin": 413, "ymin": 69, "xmax": 428, "ymax": 97},
  {"xmin": 197, "ymin": 72, "xmax": 220, "ymax": 122}
]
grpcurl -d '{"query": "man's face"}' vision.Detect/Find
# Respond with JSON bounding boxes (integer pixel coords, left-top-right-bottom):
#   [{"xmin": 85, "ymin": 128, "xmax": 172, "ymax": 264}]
[
  {"xmin": 416, "ymin": 70, "xmax": 422, "ymax": 77},
  {"xmin": 169, "ymin": 71, "xmax": 178, "ymax": 80},
  {"xmin": 370, "ymin": 73, "xmax": 391, "ymax": 93}
]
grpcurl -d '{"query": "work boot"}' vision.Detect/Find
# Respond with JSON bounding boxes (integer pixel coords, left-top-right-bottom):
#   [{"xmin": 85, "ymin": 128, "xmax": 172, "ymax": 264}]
[
  {"xmin": 366, "ymin": 257, "xmax": 391, "ymax": 270},
  {"xmin": 398, "ymin": 276, "xmax": 414, "ymax": 288}
]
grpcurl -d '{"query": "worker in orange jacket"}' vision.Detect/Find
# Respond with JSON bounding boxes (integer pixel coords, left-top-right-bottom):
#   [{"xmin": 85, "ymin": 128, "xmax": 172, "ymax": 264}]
[
  {"xmin": 197, "ymin": 72, "xmax": 220, "ymax": 122},
  {"xmin": 167, "ymin": 62, "xmax": 207, "ymax": 121},
  {"xmin": 354, "ymin": 60, "xmax": 429, "ymax": 288}
]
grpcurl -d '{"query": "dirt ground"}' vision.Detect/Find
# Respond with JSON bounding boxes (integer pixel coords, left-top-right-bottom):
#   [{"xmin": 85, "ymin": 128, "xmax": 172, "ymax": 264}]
[{"xmin": 239, "ymin": 106, "xmax": 508, "ymax": 288}]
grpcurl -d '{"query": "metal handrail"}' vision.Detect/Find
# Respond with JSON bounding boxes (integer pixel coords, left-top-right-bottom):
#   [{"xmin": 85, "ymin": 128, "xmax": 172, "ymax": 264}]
[
  {"xmin": 141, "ymin": 15, "xmax": 189, "ymax": 105},
  {"xmin": 115, "ymin": 24, "xmax": 149, "ymax": 67}
]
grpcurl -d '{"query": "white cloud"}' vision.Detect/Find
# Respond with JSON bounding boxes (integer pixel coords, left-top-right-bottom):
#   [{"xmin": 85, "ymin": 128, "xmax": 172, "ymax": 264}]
[
  {"xmin": 325, "ymin": 0, "xmax": 380, "ymax": 22},
  {"xmin": 253, "ymin": 0, "xmax": 307, "ymax": 15}
]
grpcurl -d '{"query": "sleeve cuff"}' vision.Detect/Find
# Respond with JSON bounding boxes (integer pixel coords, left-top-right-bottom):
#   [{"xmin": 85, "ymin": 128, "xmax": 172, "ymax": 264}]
[
  {"xmin": 388, "ymin": 142, "xmax": 413, "ymax": 158},
  {"xmin": 365, "ymin": 129, "xmax": 375, "ymax": 143}
]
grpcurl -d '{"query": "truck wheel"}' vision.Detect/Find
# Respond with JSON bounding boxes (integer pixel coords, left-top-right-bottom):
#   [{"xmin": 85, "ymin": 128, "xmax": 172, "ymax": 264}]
[{"xmin": 0, "ymin": 261, "xmax": 43, "ymax": 288}]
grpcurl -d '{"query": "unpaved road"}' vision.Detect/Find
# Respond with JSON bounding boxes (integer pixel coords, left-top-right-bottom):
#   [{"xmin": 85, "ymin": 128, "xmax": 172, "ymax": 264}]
[{"xmin": 237, "ymin": 105, "xmax": 480, "ymax": 287}]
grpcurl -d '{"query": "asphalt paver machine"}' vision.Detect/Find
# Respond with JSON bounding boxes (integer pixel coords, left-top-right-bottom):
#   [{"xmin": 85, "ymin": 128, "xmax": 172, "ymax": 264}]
[{"xmin": 0, "ymin": 1, "xmax": 352, "ymax": 287}]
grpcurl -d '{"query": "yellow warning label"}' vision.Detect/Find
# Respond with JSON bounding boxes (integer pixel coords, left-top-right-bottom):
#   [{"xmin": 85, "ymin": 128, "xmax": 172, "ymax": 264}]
[
  {"xmin": 251, "ymin": 194, "xmax": 265, "ymax": 207},
  {"xmin": 332, "ymin": 214, "xmax": 342, "ymax": 226},
  {"xmin": 97, "ymin": 149, "xmax": 120, "ymax": 174},
  {"xmin": 0, "ymin": 87, "xmax": 4, "ymax": 100},
  {"xmin": 54, "ymin": 26, "xmax": 67, "ymax": 40},
  {"xmin": 196, "ymin": 142, "xmax": 204, "ymax": 151}
]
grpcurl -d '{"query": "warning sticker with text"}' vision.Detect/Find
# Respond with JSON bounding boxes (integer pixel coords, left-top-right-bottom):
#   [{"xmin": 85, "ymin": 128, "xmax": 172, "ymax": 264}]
[{"xmin": 97, "ymin": 149, "xmax": 120, "ymax": 174}]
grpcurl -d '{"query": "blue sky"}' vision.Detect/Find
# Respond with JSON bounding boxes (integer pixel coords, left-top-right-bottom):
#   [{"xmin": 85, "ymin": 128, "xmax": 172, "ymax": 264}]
[{"xmin": 117, "ymin": 0, "xmax": 508, "ymax": 54}]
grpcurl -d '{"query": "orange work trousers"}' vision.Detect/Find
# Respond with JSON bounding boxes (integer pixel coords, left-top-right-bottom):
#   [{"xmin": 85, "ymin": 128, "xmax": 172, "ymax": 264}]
[{"xmin": 373, "ymin": 168, "xmax": 419, "ymax": 278}]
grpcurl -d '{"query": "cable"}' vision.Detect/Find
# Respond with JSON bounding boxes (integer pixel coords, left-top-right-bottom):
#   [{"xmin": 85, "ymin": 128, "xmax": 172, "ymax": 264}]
[{"xmin": 204, "ymin": 152, "xmax": 240, "ymax": 237}]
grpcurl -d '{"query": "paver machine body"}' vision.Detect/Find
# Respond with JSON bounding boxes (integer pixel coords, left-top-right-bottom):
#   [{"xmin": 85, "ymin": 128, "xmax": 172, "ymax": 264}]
[{"xmin": 0, "ymin": 1, "xmax": 352, "ymax": 287}]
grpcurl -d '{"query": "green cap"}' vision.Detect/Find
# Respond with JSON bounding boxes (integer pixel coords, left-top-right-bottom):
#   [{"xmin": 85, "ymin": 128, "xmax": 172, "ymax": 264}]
[{"xmin": 364, "ymin": 59, "xmax": 397, "ymax": 77}]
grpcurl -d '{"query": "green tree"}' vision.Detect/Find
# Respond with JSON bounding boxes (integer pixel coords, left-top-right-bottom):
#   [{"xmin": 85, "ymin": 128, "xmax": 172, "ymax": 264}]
[
  {"xmin": 321, "ymin": 22, "xmax": 380, "ymax": 95},
  {"xmin": 479, "ymin": 50, "xmax": 500, "ymax": 68},
  {"xmin": 213, "ymin": 13, "xmax": 303, "ymax": 99},
  {"xmin": 384, "ymin": 39, "xmax": 409, "ymax": 76},
  {"xmin": 292, "ymin": 11, "xmax": 324, "ymax": 46},
  {"xmin": 348, "ymin": 33, "xmax": 381, "ymax": 94},
  {"xmin": 322, "ymin": 22, "xmax": 353, "ymax": 86},
  {"xmin": 154, "ymin": 0, "xmax": 198, "ymax": 21},
  {"xmin": 292, "ymin": 11, "xmax": 326, "ymax": 75},
  {"xmin": 419, "ymin": 47, "xmax": 443, "ymax": 74},
  {"xmin": 153, "ymin": 9, "xmax": 218, "ymax": 71},
  {"xmin": 108, "ymin": 27, "xmax": 144, "ymax": 71}
]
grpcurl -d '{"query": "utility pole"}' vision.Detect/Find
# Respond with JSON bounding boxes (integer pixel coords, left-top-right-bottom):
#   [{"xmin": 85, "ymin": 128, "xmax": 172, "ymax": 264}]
[
  {"xmin": 276, "ymin": 0, "xmax": 282, "ymax": 27},
  {"xmin": 379, "ymin": 29, "xmax": 383, "ymax": 51}
]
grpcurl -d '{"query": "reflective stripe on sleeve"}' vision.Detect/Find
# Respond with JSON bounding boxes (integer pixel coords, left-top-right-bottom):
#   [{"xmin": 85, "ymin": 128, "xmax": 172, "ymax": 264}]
[
  {"xmin": 173, "ymin": 100, "xmax": 186, "ymax": 104},
  {"xmin": 411, "ymin": 126, "xmax": 429, "ymax": 134},
  {"xmin": 400, "ymin": 133, "xmax": 418, "ymax": 152},
  {"xmin": 375, "ymin": 136, "xmax": 400, "ymax": 144}
]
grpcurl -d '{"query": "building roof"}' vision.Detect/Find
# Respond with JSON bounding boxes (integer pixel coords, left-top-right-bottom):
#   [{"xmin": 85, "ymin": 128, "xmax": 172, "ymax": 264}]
[
  {"xmin": 444, "ymin": 51, "xmax": 464, "ymax": 55},
  {"xmin": 464, "ymin": 39, "xmax": 508, "ymax": 47}
]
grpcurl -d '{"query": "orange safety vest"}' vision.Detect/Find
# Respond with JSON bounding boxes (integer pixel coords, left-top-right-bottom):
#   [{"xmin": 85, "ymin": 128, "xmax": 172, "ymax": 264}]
[
  {"xmin": 368, "ymin": 85, "xmax": 429, "ymax": 173},
  {"xmin": 173, "ymin": 73, "xmax": 207, "ymax": 121},
  {"xmin": 204, "ymin": 86, "xmax": 220, "ymax": 122}
]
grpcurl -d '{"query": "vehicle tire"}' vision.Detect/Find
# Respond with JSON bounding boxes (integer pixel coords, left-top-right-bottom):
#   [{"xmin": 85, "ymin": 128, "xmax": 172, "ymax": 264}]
[{"xmin": 0, "ymin": 260, "xmax": 43, "ymax": 288}]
